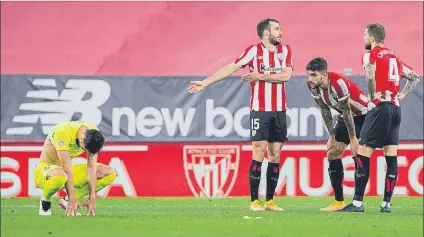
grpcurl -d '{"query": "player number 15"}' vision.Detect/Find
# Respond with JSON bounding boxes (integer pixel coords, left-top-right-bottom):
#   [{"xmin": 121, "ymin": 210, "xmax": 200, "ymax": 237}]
[{"xmin": 251, "ymin": 118, "xmax": 259, "ymax": 130}]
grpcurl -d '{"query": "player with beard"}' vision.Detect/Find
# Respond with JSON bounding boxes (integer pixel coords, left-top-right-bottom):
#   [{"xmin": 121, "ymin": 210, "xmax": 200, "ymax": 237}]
[
  {"xmin": 306, "ymin": 57, "xmax": 368, "ymax": 211},
  {"xmin": 339, "ymin": 23, "xmax": 421, "ymax": 212},
  {"xmin": 188, "ymin": 18, "xmax": 293, "ymax": 211}
]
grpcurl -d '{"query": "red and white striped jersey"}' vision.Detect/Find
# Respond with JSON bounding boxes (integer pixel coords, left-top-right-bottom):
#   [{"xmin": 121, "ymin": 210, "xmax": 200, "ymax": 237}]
[
  {"xmin": 362, "ymin": 46, "xmax": 413, "ymax": 107},
  {"xmin": 234, "ymin": 43, "xmax": 293, "ymax": 112},
  {"xmin": 308, "ymin": 72, "xmax": 368, "ymax": 116}
]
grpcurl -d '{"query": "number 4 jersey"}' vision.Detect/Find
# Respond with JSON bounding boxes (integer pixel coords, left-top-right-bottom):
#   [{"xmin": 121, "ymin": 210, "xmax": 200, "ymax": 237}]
[{"xmin": 362, "ymin": 46, "xmax": 413, "ymax": 107}]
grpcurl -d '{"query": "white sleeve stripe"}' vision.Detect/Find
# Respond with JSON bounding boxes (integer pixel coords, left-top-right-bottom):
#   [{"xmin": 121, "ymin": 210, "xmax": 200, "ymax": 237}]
[
  {"xmin": 236, "ymin": 46, "xmax": 257, "ymax": 66},
  {"xmin": 337, "ymin": 79, "xmax": 349, "ymax": 96},
  {"xmin": 282, "ymin": 46, "xmax": 288, "ymax": 67}
]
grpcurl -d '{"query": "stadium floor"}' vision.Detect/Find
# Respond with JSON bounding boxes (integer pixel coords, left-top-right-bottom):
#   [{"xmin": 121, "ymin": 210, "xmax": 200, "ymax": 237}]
[{"xmin": 1, "ymin": 197, "xmax": 423, "ymax": 237}]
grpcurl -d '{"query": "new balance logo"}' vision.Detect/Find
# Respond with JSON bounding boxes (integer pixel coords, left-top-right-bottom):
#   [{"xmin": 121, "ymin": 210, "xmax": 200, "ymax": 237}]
[{"xmin": 6, "ymin": 78, "xmax": 111, "ymax": 135}]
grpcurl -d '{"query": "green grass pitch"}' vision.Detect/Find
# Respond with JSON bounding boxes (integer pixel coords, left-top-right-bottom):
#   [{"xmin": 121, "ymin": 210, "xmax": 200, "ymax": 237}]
[{"xmin": 1, "ymin": 197, "xmax": 423, "ymax": 237}]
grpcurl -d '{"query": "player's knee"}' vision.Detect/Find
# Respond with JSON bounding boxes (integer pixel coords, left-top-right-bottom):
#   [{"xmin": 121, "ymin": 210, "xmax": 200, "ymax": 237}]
[
  {"xmin": 252, "ymin": 142, "xmax": 267, "ymax": 161},
  {"xmin": 327, "ymin": 153, "xmax": 341, "ymax": 161},
  {"xmin": 358, "ymin": 145, "xmax": 374, "ymax": 157},
  {"xmin": 327, "ymin": 149, "xmax": 343, "ymax": 160},
  {"xmin": 383, "ymin": 145, "xmax": 398, "ymax": 156},
  {"xmin": 102, "ymin": 168, "xmax": 116, "ymax": 184},
  {"xmin": 105, "ymin": 166, "xmax": 117, "ymax": 180},
  {"xmin": 267, "ymin": 151, "xmax": 280, "ymax": 163},
  {"xmin": 97, "ymin": 165, "xmax": 116, "ymax": 179},
  {"xmin": 97, "ymin": 164, "xmax": 115, "ymax": 179}
]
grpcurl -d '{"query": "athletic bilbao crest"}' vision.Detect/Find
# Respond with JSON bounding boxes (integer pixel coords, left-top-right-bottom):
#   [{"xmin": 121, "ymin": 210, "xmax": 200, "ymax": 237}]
[{"xmin": 183, "ymin": 145, "xmax": 240, "ymax": 198}]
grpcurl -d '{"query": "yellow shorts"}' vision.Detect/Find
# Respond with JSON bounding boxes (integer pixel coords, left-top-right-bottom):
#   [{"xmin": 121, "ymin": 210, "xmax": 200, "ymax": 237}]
[{"xmin": 34, "ymin": 162, "xmax": 102, "ymax": 189}]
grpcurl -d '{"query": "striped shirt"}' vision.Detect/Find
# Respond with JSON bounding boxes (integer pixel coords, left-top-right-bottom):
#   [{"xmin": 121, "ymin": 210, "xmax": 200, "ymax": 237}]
[
  {"xmin": 234, "ymin": 43, "xmax": 293, "ymax": 112},
  {"xmin": 362, "ymin": 46, "xmax": 413, "ymax": 107},
  {"xmin": 308, "ymin": 72, "xmax": 368, "ymax": 116}
]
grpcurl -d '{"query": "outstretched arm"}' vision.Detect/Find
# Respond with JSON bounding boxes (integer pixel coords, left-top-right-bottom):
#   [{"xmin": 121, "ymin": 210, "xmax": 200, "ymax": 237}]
[
  {"xmin": 188, "ymin": 63, "xmax": 241, "ymax": 93},
  {"xmin": 188, "ymin": 44, "xmax": 257, "ymax": 94},
  {"xmin": 204, "ymin": 63, "xmax": 241, "ymax": 86}
]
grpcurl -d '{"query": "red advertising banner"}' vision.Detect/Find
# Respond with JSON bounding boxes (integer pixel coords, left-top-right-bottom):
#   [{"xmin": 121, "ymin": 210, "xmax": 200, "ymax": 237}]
[{"xmin": 1, "ymin": 142, "xmax": 422, "ymax": 198}]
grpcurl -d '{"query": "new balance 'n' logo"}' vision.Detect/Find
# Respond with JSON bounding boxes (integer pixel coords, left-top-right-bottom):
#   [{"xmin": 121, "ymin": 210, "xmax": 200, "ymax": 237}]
[{"xmin": 6, "ymin": 78, "xmax": 111, "ymax": 135}]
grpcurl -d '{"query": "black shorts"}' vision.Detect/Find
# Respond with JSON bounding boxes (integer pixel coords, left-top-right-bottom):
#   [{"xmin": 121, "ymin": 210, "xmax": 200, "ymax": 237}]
[
  {"xmin": 359, "ymin": 102, "xmax": 401, "ymax": 149},
  {"xmin": 250, "ymin": 111, "xmax": 288, "ymax": 143},
  {"xmin": 335, "ymin": 114, "xmax": 366, "ymax": 145}
]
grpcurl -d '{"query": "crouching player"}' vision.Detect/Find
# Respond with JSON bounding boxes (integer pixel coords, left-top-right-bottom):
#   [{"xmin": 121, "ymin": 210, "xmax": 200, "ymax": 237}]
[
  {"xmin": 306, "ymin": 57, "xmax": 369, "ymax": 211},
  {"xmin": 34, "ymin": 121, "xmax": 116, "ymax": 216}
]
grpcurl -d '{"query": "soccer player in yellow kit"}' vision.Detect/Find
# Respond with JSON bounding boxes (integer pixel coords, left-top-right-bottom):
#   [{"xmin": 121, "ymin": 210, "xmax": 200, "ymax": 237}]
[{"xmin": 34, "ymin": 121, "xmax": 117, "ymax": 216}]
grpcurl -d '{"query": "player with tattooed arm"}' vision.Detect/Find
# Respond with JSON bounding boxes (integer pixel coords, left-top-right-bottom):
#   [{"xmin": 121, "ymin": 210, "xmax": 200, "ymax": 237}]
[
  {"xmin": 306, "ymin": 57, "xmax": 368, "ymax": 211},
  {"xmin": 339, "ymin": 23, "xmax": 421, "ymax": 212}
]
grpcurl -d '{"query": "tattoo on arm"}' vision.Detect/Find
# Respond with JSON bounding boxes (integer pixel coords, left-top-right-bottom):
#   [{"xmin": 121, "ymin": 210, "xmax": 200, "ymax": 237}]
[
  {"xmin": 339, "ymin": 98, "xmax": 356, "ymax": 139},
  {"xmin": 365, "ymin": 63, "xmax": 376, "ymax": 100},
  {"xmin": 315, "ymin": 98, "xmax": 334, "ymax": 136},
  {"xmin": 401, "ymin": 71, "xmax": 421, "ymax": 96}
]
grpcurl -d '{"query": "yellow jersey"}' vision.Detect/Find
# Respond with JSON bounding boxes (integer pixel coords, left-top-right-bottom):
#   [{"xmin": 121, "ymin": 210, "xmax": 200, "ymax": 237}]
[{"xmin": 47, "ymin": 121, "xmax": 99, "ymax": 158}]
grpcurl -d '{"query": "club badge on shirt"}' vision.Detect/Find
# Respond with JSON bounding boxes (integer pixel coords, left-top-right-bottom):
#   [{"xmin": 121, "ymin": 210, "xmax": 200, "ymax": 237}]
[{"xmin": 58, "ymin": 140, "xmax": 65, "ymax": 147}]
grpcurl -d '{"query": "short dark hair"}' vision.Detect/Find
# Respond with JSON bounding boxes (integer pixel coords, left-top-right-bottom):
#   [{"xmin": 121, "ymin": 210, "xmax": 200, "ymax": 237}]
[
  {"xmin": 366, "ymin": 23, "xmax": 386, "ymax": 44},
  {"xmin": 257, "ymin": 18, "xmax": 279, "ymax": 38},
  {"xmin": 306, "ymin": 57, "xmax": 328, "ymax": 72},
  {"xmin": 84, "ymin": 129, "xmax": 105, "ymax": 154}
]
